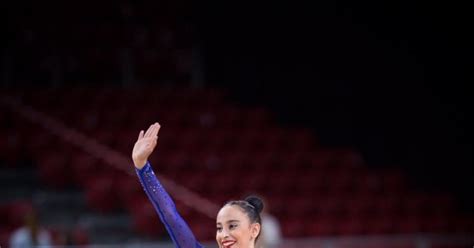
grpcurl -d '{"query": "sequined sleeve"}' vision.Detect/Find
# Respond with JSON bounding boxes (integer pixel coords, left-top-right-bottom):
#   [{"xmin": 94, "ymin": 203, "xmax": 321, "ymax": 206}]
[{"xmin": 136, "ymin": 162, "xmax": 204, "ymax": 248}]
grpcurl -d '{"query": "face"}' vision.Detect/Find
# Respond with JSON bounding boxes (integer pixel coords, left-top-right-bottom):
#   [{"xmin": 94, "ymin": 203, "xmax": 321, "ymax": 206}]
[{"xmin": 216, "ymin": 205, "xmax": 261, "ymax": 248}]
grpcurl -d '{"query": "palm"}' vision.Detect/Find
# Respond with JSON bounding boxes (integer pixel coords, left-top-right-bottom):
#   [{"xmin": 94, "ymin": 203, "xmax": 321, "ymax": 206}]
[
  {"xmin": 133, "ymin": 137, "xmax": 155, "ymax": 159},
  {"xmin": 132, "ymin": 123, "xmax": 161, "ymax": 169}
]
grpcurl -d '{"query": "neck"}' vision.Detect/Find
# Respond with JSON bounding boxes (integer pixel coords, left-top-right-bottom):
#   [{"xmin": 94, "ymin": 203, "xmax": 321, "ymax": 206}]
[{"xmin": 248, "ymin": 240, "xmax": 256, "ymax": 248}]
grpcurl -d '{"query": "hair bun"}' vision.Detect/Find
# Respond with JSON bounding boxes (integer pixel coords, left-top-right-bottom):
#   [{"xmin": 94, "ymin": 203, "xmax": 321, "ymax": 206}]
[{"xmin": 245, "ymin": 195, "xmax": 264, "ymax": 214}]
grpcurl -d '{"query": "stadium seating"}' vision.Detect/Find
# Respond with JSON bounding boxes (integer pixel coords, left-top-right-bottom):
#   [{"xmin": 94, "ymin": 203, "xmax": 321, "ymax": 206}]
[
  {"xmin": 2, "ymin": 86, "xmax": 474, "ymax": 243},
  {"xmin": 1, "ymin": 1, "xmax": 473, "ymax": 243}
]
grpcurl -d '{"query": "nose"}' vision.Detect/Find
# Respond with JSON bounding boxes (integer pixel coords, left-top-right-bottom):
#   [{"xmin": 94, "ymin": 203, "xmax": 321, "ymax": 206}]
[
  {"xmin": 222, "ymin": 228, "xmax": 230, "ymax": 238},
  {"xmin": 218, "ymin": 228, "xmax": 230, "ymax": 240}
]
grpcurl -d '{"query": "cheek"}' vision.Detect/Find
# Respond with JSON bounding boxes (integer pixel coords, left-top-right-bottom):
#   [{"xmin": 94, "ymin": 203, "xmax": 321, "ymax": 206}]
[{"xmin": 231, "ymin": 228, "xmax": 246, "ymax": 241}]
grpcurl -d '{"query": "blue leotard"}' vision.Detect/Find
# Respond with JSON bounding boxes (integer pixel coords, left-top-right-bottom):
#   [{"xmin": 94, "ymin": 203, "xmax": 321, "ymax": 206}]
[{"xmin": 136, "ymin": 162, "xmax": 205, "ymax": 248}]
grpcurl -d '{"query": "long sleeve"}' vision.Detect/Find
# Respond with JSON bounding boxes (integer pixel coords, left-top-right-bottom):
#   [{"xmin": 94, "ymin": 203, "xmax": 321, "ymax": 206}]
[{"xmin": 136, "ymin": 162, "xmax": 204, "ymax": 248}]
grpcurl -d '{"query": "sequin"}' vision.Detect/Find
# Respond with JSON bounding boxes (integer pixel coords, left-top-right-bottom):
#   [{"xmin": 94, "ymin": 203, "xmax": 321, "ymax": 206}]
[{"xmin": 136, "ymin": 162, "xmax": 205, "ymax": 248}]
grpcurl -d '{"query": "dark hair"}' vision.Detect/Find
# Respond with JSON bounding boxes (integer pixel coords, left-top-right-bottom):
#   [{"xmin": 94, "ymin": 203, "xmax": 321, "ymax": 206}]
[{"xmin": 224, "ymin": 195, "xmax": 264, "ymax": 242}]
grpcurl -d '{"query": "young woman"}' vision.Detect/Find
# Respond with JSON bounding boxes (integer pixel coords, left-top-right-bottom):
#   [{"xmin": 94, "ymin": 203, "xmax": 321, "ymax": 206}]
[{"xmin": 132, "ymin": 122, "xmax": 263, "ymax": 248}]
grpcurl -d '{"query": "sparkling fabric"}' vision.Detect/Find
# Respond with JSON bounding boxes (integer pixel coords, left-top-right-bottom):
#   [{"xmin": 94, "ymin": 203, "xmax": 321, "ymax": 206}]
[{"xmin": 136, "ymin": 162, "xmax": 204, "ymax": 248}]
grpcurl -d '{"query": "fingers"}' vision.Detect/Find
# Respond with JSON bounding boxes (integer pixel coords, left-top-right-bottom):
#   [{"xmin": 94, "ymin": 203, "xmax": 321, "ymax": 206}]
[
  {"xmin": 151, "ymin": 123, "xmax": 161, "ymax": 138},
  {"xmin": 138, "ymin": 130, "xmax": 144, "ymax": 140},
  {"xmin": 144, "ymin": 122, "xmax": 160, "ymax": 138},
  {"xmin": 144, "ymin": 123, "xmax": 154, "ymax": 138}
]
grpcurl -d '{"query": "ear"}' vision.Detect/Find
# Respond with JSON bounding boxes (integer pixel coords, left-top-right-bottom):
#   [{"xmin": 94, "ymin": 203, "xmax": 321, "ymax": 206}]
[{"xmin": 250, "ymin": 223, "xmax": 261, "ymax": 239}]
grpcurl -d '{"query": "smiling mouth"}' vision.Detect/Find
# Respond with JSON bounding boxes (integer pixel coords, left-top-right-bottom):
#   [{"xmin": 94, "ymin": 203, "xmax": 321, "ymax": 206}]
[{"xmin": 222, "ymin": 241, "xmax": 236, "ymax": 247}]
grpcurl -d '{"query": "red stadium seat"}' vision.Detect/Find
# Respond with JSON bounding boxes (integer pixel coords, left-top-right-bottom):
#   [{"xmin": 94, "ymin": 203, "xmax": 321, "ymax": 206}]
[
  {"xmin": 397, "ymin": 215, "xmax": 422, "ymax": 233},
  {"xmin": 36, "ymin": 151, "xmax": 71, "ymax": 188},
  {"xmin": 345, "ymin": 196, "xmax": 373, "ymax": 219},
  {"xmin": 70, "ymin": 153, "xmax": 100, "ymax": 188},
  {"xmin": 188, "ymin": 215, "xmax": 215, "ymax": 241},
  {"xmin": 307, "ymin": 217, "xmax": 337, "ymax": 236},
  {"xmin": 372, "ymin": 195, "xmax": 400, "ymax": 219},
  {"xmin": 366, "ymin": 216, "xmax": 395, "ymax": 234},
  {"xmin": 84, "ymin": 173, "xmax": 117, "ymax": 213},
  {"xmin": 114, "ymin": 173, "xmax": 146, "ymax": 211},
  {"xmin": 285, "ymin": 196, "xmax": 313, "ymax": 219},
  {"xmin": 130, "ymin": 198, "xmax": 166, "ymax": 237},
  {"xmin": 337, "ymin": 218, "xmax": 366, "ymax": 235},
  {"xmin": 282, "ymin": 218, "xmax": 306, "ymax": 237}
]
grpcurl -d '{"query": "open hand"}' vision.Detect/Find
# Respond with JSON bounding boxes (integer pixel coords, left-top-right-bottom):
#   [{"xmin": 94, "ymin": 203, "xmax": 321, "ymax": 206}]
[{"xmin": 132, "ymin": 122, "xmax": 161, "ymax": 169}]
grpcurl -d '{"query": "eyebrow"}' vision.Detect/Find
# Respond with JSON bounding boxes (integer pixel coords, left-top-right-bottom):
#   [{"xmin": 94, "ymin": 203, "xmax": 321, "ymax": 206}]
[{"xmin": 216, "ymin": 220, "xmax": 240, "ymax": 225}]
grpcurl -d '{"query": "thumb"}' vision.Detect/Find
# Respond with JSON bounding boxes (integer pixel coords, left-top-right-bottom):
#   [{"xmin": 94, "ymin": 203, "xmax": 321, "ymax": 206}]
[{"xmin": 138, "ymin": 130, "xmax": 144, "ymax": 140}]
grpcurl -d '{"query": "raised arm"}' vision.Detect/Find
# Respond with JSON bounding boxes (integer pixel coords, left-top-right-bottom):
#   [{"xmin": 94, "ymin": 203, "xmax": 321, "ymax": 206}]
[{"xmin": 132, "ymin": 123, "xmax": 203, "ymax": 248}]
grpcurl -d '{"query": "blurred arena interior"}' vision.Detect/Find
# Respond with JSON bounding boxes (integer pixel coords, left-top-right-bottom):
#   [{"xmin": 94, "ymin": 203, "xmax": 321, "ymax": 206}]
[{"xmin": 1, "ymin": 1, "xmax": 472, "ymax": 248}]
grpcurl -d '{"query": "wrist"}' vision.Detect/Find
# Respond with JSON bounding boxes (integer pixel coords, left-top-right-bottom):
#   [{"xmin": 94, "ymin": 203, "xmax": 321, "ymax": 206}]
[{"xmin": 133, "ymin": 159, "xmax": 147, "ymax": 169}]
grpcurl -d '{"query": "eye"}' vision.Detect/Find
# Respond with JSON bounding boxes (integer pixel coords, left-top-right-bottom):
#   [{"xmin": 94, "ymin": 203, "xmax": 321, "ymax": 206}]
[
  {"xmin": 229, "ymin": 224, "xmax": 238, "ymax": 230},
  {"xmin": 216, "ymin": 227, "xmax": 222, "ymax": 232}
]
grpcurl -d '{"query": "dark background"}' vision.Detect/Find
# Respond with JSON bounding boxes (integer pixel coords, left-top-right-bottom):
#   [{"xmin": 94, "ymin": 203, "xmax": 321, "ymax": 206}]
[
  {"xmin": 3, "ymin": 1, "xmax": 472, "ymax": 211},
  {"xmin": 196, "ymin": 2, "xmax": 472, "ymax": 210}
]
